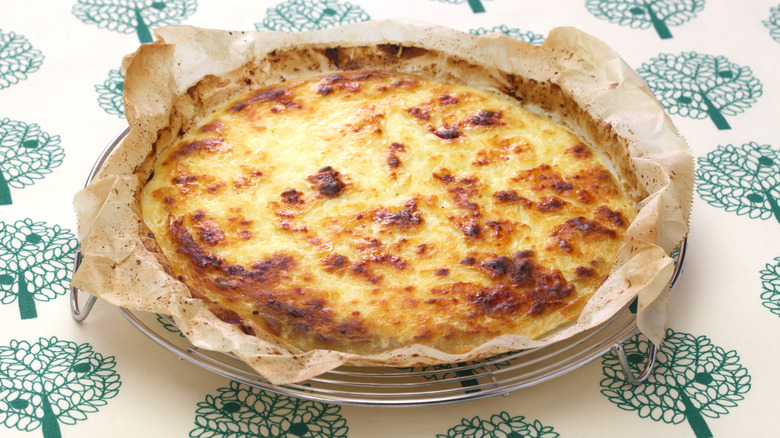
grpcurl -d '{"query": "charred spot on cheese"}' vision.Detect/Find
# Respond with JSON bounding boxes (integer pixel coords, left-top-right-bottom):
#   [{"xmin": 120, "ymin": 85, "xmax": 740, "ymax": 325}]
[
  {"xmin": 527, "ymin": 271, "xmax": 576, "ymax": 314},
  {"xmin": 170, "ymin": 137, "xmax": 226, "ymax": 161},
  {"xmin": 449, "ymin": 186, "xmax": 480, "ymax": 211},
  {"xmin": 594, "ymin": 205, "xmax": 626, "ymax": 227},
  {"xmin": 316, "ymin": 84, "xmax": 334, "ymax": 95},
  {"xmin": 550, "ymin": 216, "xmax": 618, "ymax": 254},
  {"xmin": 446, "ymin": 256, "xmax": 574, "ymax": 317},
  {"xmin": 536, "ymin": 196, "xmax": 567, "ymax": 213},
  {"xmin": 388, "ymin": 154, "xmax": 401, "ymax": 168},
  {"xmin": 172, "ymin": 174, "xmax": 198, "ymax": 185},
  {"xmin": 323, "ymin": 253, "xmax": 348, "ymax": 271},
  {"xmin": 477, "ymin": 251, "xmax": 537, "ymax": 287},
  {"xmin": 234, "ymin": 170, "xmax": 263, "ymax": 189},
  {"xmin": 372, "ymin": 200, "xmax": 423, "ymax": 229},
  {"xmin": 432, "ymin": 169, "xmax": 455, "ymax": 184},
  {"xmin": 434, "ymin": 127, "xmax": 462, "ymax": 140},
  {"xmin": 407, "ymin": 107, "xmax": 430, "ymax": 120},
  {"xmin": 389, "ymin": 78, "xmax": 421, "ymax": 88},
  {"xmin": 494, "ymin": 189, "xmax": 534, "ymax": 208},
  {"xmin": 567, "ymin": 142, "xmax": 592, "ymax": 158},
  {"xmin": 468, "ymin": 285, "xmax": 523, "ymax": 315},
  {"xmin": 225, "ymin": 254, "xmax": 296, "ymax": 286},
  {"xmin": 576, "ymin": 189, "xmax": 595, "ymax": 204},
  {"xmin": 313, "ymin": 71, "xmax": 387, "ymax": 97},
  {"xmin": 513, "ymin": 165, "xmax": 574, "ymax": 194},
  {"xmin": 202, "ymin": 181, "xmax": 222, "ymax": 193},
  {"xmin": 195, "ymin": 222, "xmax": 225, "ymax": 246},
  {"xmin": 575, "ymin": 266, "xmax": 596, "ymax": 277},
  {"xmin": 469, "ymin": 110, "xmax": 503, "ymax": 126},
  {"xmin": 280, "ymin": 188, "xmax": 304, "ymax": 204},
  {"xmin": 462, "ymin": 223, "xmax": 481, "ymax": 237},
  {"xmin": 200, "ymin": 120, "xmax": 225, "ymax": 134},
  {"xmin": 229, "ymin": 86, "xmax": 298, "ymax": 113},
  {"xmin": 307, "ymin": 166, "xmax": 345, "ymax": 197},
  {"xmin": 142, "ymin": 70, "xmax": 637, "ymax": 355},
  {"xmin": 571, "ymin": 168, "xmax": 619, "ymax": 198},
  {"xmin": 439, "ymin": 94, "xmax": 459, "ymax": 105},
  {"xmin": 168, "ymin": 216, "xmax": 221, "ymax": 269},
  {"xmin": 555, "ymin": 216, "xmax": 617, "ymax": 238}
]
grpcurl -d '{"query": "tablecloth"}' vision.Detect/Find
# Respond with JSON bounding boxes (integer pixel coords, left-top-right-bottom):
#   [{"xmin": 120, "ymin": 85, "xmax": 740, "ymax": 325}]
[{"xmin": 1, "ymin": 1, "xmax": 778, "ymax": 437}]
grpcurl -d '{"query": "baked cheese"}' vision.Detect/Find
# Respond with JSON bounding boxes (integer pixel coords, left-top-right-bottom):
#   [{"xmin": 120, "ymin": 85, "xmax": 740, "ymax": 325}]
[{"xmin": 141, "ymin": 70, "xmax": 636, "ymax": 355}]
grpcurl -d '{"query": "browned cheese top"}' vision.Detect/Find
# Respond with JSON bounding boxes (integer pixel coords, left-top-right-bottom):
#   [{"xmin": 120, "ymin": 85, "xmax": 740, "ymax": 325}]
[{"xmin": 142, "ymin": 70, "xmax": 636, "ymax": 355}]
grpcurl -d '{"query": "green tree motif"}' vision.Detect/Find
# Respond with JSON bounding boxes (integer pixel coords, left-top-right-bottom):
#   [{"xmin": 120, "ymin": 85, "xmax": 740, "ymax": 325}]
[
  {"xmin": 586, "ymin": 0, "xmax": 705, "ymax": 39},
  {"xmin": 765, "ymin": 4, "xmax": 780, "ymax": 44},
  {"xmin": 257, "ymin": 0, "xmax": 370, "ymax": 32},
  {"xmin": 190, "ymin": 381, "xmax": 348, "ymax": 437},
  {"xmin": 0, "ymin": 337, "xmax": 121, "ymax": 438},
  {"xmin": 469, "ymin": 25, "xmax": 545, "ymax": 45},
  {"xmin": 437, "ymin": 411, "xmax": 559, "ymax": 438},
  {"xmin": 601, "ymin": 329, "xmax": 750, "ymax": 438},
  {"xmin": 0, "ymin": 29, "xmax": 44, "ymax": 90},
  {"xmin": 696, "ymin": 142, "xmax": 780, "ymax": 224},
  {"xmin": 432, "ymin": 0, "xmax": 491, "ymax": 14},
  {"xmin": 760, "ymin": 256, "xmax": 780, "ymax": 317},
  {"xmin": 95, "ymin": 69, "xmax": 125, "ymax": 118},
  {"xmin": 0, "ymin": 219, "xmax": 78, "ymax": 320},
  {"xmin": 72, "ymin": 0, "xmax": 198, "ymax": 44},
  {"xmin": 0, "ymin": 118, "xmax": 64, "ymax": 206},
  {"xmin": 637, "ymin": 52, "xmax": 762, "ymax": 130}
]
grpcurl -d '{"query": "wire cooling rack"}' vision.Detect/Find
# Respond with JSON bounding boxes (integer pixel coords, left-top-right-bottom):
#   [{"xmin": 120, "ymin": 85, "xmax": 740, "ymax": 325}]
[{"xmin": 70, "ymin": 128, "xmax": 686, "ymax": 406}]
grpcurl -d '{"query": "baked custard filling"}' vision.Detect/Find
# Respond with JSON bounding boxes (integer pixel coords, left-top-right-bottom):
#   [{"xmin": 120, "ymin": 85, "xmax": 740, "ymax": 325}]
[{"xmin": 141, "ymin": 70, "xmax": 636, "ymax": 355}]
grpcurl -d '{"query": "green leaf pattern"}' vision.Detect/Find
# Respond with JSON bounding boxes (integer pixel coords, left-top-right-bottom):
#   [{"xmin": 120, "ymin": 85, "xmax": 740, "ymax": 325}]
[
  {"xmin": 637, "ymin": 52, "xmax": 762, "ymax": 130},
  {"xmin": 760, "ymin": 257, "xmax": 780, "ymax": 317},
  {"xmin": 0, "ymin": 118, "xmax": 65, "ymax": 206},
  {"xmin": 72, "ymin": 0, "xmax": 198, "ymax": 43},
  {"xmin": 0, "ymin": 29, "xmax": 44, "ymax": 90},
  {"xmin": 437, "ymin": 411, "xmax": 559, "ymax": 438},
  {"xmin": 0, "ymin": 219, "xmax": 78, "ymax": 320},
  {"xmin": 696, "ymin": 142, "xmax": 780, "ymax": 223},
  {"xmin": 0, "ymin": 337, "xmax": 121, "ymax": 437},
  {"xmin": 95, "ymin": 69, "xmax": 125, "ymax": 118},
  {"xmin": 586, "ymin": 0, "xmax": 705, "ymax": 39},
  {"xmin": 765, "ymin": 4, "xmax": 780, "ymax": 43},
  {"xmin": 601, "ymin": 329, "xmax": 750, "ymax": 437},
  {"xmin": 258, "ymin": 0, "xmax": 370, "ymax": 32},
  {"xmin": 190, "ymin": 381, "xmax": 348, "ymax": 437}
]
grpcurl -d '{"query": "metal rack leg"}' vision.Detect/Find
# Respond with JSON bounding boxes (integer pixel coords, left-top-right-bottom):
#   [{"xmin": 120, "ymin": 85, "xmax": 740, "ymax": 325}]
[
  {"xmin": 70, "ymin": 249, "xmax": 97, "ymax": 322},
  {"xmin": 613, "ymin": 342, "xmax": 657, "ymax": 385},
  {"xmin": 70, "ymin": 287, "xmax": 97, "ymax": 322}
]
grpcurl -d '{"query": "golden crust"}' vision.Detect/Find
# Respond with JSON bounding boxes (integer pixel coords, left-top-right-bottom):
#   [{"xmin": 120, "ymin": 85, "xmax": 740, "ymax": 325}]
[
  {"xmin": 142, "ymin": 70, "xmax": 636, "ymax": 355},
  {"xmin": 72, "ymin": 21, "xmax": 694, "ymax": 384}
]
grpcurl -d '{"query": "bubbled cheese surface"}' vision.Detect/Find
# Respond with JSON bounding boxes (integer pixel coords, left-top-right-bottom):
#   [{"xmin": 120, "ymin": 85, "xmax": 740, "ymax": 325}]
[{"xmin": 142, "ymin": 71, "xmax": 636, "ymax": 355}]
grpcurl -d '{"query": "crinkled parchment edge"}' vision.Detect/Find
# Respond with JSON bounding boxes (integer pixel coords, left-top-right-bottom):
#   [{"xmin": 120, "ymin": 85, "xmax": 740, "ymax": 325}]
[{"xmin": 72, "ymin": 19, "xmax": 693, "ymax": 384}]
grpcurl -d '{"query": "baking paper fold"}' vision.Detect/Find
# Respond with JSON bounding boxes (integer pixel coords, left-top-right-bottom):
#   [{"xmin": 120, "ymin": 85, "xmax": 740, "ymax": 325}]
[{"xmin": 72, "ymin": 19, "xmax": 693, "ymax": 384}]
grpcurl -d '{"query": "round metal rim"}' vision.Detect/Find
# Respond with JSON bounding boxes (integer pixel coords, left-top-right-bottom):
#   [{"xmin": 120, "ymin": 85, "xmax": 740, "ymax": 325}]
[{"xmin": 71, "ymin": 127, "xmax": 686, "ymax": 406}]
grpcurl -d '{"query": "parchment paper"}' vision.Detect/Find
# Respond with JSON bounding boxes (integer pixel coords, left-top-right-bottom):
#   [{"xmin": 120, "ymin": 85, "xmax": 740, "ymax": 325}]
[{"xmin": 72, "ymin": 19, "xmax": 693, "ymax": 384}]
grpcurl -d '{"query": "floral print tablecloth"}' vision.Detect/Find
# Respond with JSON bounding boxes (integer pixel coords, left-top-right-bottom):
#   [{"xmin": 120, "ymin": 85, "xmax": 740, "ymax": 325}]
[{"xmin": 1, "ymin": 1, "xmax": 779, "ymax": 437}]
